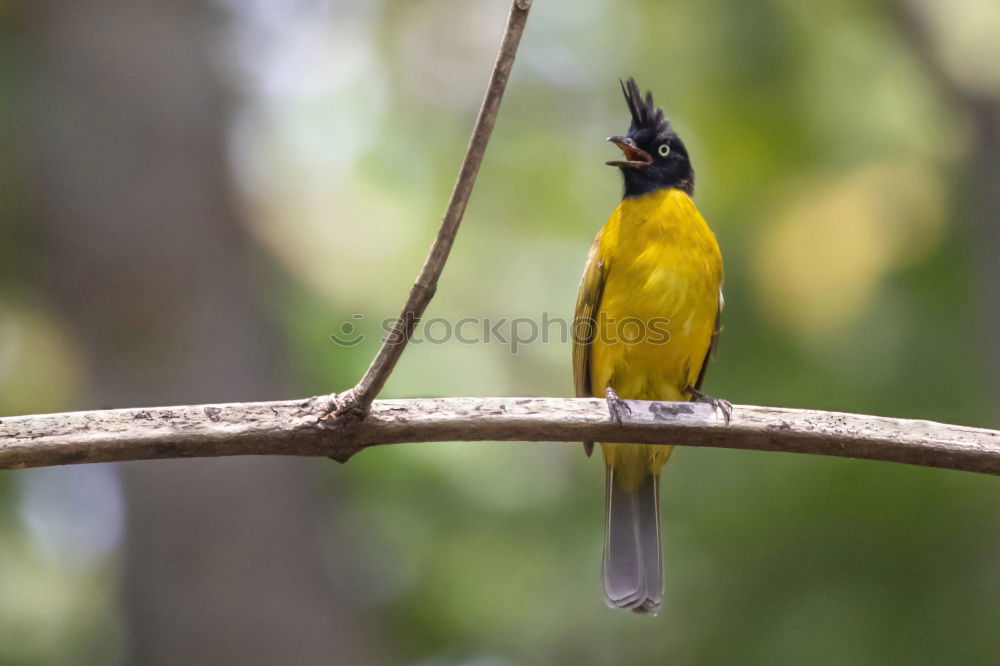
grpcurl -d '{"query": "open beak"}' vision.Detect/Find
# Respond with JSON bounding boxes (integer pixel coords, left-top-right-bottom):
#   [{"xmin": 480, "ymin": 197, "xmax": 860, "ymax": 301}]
[{"xmin": 606, "ymin": 136, "xmax": 652, "ymax": 168}]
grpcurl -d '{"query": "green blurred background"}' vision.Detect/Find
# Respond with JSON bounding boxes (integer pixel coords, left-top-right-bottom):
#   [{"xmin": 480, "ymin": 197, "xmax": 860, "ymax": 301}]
[{"xmin": 2, "ymin": 0, "xmax": 999, "ymax": 663}]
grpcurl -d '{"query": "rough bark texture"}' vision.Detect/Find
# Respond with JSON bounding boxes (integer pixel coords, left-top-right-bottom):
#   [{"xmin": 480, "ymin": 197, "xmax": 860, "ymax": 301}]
[{"xmin": 4, "ymin": 397, "xmax": 999, "ymax": 475}]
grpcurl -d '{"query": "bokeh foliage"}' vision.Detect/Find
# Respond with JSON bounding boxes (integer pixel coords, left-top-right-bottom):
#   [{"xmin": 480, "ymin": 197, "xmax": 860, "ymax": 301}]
[{"xmin": 2, "ymin": 0, "xmax": 999, "ymax": 664}]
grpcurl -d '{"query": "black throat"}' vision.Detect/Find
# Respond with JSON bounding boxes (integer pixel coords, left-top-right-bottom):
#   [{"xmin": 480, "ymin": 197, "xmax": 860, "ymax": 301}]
[{"xmin": 622, "ymin": 168, "xmax": 695, "ymax": 199}]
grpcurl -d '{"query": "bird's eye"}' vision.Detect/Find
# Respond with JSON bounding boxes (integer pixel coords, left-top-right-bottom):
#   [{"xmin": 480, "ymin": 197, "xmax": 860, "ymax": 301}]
[{"xmin": 658, "ymin": 144, "xmax": 670, "ymax": 157}]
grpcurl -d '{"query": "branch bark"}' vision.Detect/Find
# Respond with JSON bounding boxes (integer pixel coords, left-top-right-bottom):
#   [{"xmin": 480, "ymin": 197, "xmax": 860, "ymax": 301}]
[
  {"xmin": 3, "ymin": 398, "xmax": 999, "ymax": 475},
  {"xmin": 7, "ymin": 1, "xmax": 997, "ymax": 487},
  {"xmin": 347, "ymin": 0, "xmax": 532, "ymax": 412}
]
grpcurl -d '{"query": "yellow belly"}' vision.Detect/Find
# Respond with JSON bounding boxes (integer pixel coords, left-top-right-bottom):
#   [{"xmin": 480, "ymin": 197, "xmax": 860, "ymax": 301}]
[{"xmin": 589, "ymin": 189, "xmax": 723, "ymax": 489}]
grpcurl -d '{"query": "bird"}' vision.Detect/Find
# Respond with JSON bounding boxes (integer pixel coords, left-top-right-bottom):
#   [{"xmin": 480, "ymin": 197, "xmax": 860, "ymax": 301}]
[{"xmin": 572, "ymin": 78, "xmax": 727, "ymax": 615}]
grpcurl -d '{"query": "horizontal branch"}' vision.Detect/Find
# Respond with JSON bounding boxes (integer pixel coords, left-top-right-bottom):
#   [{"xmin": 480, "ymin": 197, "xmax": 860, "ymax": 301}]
[{"xmin": 1, "ymin": 397, "xmax": 998, "ymax": 475}]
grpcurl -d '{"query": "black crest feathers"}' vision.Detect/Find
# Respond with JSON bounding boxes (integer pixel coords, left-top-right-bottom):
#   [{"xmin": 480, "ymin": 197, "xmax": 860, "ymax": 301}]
[{"xmin": 620, "ymin": 77, "xmax": 672, "ymax": 140}]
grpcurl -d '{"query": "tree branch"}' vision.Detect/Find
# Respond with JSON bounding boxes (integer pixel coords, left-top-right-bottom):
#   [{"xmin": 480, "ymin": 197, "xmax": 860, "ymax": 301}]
[
  {"xmin": 7, "ymin": 3, "xmax": 996, "ymax": 484},
  {"xmin": 3, "ymin": 398, "xmax": 998, "ymax": 475},
  {"xmin": 347, "ymin": 0, "xmax": 532, "ymax": 412}
]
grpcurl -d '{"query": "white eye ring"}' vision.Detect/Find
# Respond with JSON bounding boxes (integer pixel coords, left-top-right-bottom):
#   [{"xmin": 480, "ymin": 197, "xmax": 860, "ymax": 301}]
[{"xmin": 658, "ymin": 144, "xmax": 671, "ymax": 157}]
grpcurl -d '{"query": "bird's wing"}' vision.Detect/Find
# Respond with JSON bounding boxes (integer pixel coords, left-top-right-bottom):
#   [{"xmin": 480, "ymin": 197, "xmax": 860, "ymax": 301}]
[
  {"xmin": 693, "ymin": 288, "xmax": 723, "ymax": 392},
  {"xmin": 573, "ymin": 234, "xmax": 607, "ymax": 457}
]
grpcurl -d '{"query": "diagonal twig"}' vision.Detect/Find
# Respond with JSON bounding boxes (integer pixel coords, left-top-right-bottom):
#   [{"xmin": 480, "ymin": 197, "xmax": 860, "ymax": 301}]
[{"xmin": 331, "ymin": 0, "xmax": 532, "ymax": 426}]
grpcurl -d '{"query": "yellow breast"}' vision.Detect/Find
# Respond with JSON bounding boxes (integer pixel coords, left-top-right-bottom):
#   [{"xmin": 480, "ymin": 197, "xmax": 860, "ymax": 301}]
[{"xmin": 589, "ymin": 188, "xmax": 723, "ymax": 479}]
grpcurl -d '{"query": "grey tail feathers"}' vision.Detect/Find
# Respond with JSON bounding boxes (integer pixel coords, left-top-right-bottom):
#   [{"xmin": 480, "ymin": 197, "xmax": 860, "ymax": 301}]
[{"xmin": 602, "ymin": 466, "xmax": 663, "ymax": 615}]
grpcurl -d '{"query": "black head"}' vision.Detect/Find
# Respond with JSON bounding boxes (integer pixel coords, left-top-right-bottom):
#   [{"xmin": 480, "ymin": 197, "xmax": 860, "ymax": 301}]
[{"xmin": 606, "ymin": 78, "xmax": 694, "ymax": 198}]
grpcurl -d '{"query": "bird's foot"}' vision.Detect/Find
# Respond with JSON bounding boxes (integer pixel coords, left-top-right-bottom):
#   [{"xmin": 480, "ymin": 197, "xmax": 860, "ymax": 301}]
[
  {"xmin": 605, "ymin": 386, "xmax": 631, "ymax": 425},
  {"xmin": 688, "ymin": 387, "xmax": 732, "ymax": 425}
]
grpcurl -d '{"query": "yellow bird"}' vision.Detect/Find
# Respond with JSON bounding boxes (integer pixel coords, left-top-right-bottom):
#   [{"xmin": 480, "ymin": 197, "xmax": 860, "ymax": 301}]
[{"xmin": 573, "ymin": 78, "xmax": 727, "ymax": 615}]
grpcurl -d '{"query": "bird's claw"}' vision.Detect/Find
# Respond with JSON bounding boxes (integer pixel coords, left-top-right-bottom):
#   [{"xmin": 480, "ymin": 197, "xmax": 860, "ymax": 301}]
[
  {"xmin": 605, "ymin": 386, "xmax": 631, "ymax": 425},
  {"xmin": 688, "ymin": 387, "xmax": 732, "ymax": 425}
]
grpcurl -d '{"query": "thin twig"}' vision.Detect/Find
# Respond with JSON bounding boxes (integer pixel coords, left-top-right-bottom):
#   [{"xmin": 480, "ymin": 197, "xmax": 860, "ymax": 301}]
[
  {"xmin": 3, "ymin": 397, "xmax": 999, "ymax": 475},
  {"xmin": 346, "ymin": 0, "xmax": 532, "ymax": 411}
]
